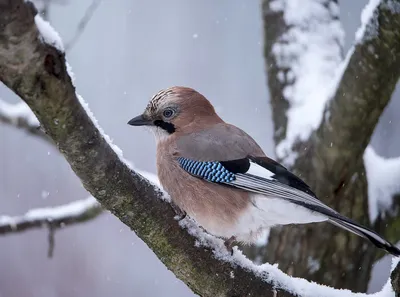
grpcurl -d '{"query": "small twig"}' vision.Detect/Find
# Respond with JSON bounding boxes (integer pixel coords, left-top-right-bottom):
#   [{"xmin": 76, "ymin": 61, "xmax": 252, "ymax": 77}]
[
  {"xmin": 65, "ymin": 0, "xmax": 102, "ymax": 51},
  {"xmin": 47, "ymin": 222, "xmax": 55, "ymax": 258}
]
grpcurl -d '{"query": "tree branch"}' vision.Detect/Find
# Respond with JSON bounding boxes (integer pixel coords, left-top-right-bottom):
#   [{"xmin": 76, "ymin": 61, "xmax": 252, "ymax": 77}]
[
  {"xmin": 0, "ymin": 196, "xmax": 102, "ymax": 234},
  {"xmin": 0, "ymin": 98, "xmax": 50, "ymax": 142},
  {"xmin": 64, "ymin": 0, "xmax": 102, "ymax": 51},
  {"xmin": 305, "ymin": 0, "xmax": 400, "ymax": 190},
  {"xmin": 262, "ymin": 0, "xmax": 400, "ymax": 291},
  {"xmin": 0, "ymin": 1, "xmax": 399, "ymax": 296},
  {"xmin": 263, "ymin": 0, "xmax": 344, "ymax": 165}
]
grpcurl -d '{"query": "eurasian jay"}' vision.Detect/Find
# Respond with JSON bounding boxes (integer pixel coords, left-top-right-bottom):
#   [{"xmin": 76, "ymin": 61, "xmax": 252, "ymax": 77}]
[{"xmin": 128, "ymin": 86, "xmax": 400, "ymax": 256}]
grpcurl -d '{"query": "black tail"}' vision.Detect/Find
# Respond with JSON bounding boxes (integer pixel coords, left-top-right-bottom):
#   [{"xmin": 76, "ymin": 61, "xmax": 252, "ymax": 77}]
[
  {"xmin": 285, "ymin": 198, "xmax": 400, "ymax": 256},
  {"xmin": 329, "ymin": 217, "xmax": 400, "ymax": 256}
]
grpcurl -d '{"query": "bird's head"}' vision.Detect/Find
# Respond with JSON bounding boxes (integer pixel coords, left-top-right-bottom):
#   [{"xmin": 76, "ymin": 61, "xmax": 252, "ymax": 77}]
[{"xmin": 128, "ymin": 86, "xmax": 222, "ymax": 141}]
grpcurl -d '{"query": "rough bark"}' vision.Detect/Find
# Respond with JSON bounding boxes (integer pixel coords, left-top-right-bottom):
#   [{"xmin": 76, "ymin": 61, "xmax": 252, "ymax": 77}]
[
  {"xmin": 262, "ymin": 0, "xmax": 400, "ymax": 292},
  {"xmin": 0, "ymin": 1, "xmax": 301, "ymax": 296}
]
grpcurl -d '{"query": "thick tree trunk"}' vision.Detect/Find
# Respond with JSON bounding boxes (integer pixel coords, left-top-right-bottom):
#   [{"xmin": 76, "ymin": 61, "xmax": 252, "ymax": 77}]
[{"xmin": 258, "ymin": 0, "xmax": 400, "ymax": 292}]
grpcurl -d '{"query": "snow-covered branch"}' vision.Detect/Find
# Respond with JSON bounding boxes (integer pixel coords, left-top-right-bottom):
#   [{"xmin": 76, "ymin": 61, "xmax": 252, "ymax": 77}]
[
  {"xmin": 261, "ymin": 0, "xmax": 400, "ymax": 291},
  {"xmin": 311, "ymin": 0, "xmax": 400, "ymax": 181},
  {"xmin": 0, "ymin": 99, "xmax": 50, "ymax": 142},
  {"xmin": 0, "ymin": 196, "xmax": 102, "ymax": 235},
  {"xmin": 364, "ymin": 147, "xmax": 400, "ymax": 223}
]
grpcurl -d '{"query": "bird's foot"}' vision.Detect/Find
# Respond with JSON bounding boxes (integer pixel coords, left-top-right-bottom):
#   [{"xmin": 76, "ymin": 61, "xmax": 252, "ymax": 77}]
[
  {"xmin": 171, "ymin": 203, "xmax": 187, "ymax": 220},
  {"xmin": 224, "ymin": 236, "xmax": 237, "ymax": 256}
]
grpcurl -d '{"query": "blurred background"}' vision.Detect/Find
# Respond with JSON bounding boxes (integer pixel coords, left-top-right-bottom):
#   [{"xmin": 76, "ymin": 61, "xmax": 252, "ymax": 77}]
[{"xmin": 0, "ymin": 0, "xmax": 399, "ymax": 296}]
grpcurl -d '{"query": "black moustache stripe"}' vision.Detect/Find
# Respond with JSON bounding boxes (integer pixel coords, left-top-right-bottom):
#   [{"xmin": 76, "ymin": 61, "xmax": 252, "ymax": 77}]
[{"xmin": 153, "ymin": 120, "xmax": 176, "ymax": 134}]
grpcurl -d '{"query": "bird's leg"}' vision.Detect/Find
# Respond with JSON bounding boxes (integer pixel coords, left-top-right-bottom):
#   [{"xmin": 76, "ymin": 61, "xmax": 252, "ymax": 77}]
[
  {"xmin": 224, "ymin": 236, "xmax": 237, "ymax": 255},
  {"xmin": 171, "ymin": 202, "xmax": 186, "ymax": 220}
]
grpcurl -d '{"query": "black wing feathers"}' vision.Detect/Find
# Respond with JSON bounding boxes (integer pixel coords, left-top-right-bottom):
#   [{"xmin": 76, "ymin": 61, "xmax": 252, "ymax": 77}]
[
  {"xmin": 219, "ymin": 158, "xmax": 250, "ymax": 174},
  {"xmin": 247, "ymin": 156, "xmax": 317, "ymax": 197},
  {"xmin": 217, "ymin": 156, "xmax": 400, "ymax": 256},
  {"xmin": 220, "ymin": 156, "xmax": 317, "ymax": 197}
]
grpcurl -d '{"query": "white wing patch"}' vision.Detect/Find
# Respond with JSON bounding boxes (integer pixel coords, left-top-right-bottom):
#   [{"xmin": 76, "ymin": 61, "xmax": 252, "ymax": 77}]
[
  {"xmin": 229, "ymin": 160, "xmax": 327, "ymax": 242},
  {"xmin": 246, "ymin": 162, "xmax": 275, "ymax": 180}
]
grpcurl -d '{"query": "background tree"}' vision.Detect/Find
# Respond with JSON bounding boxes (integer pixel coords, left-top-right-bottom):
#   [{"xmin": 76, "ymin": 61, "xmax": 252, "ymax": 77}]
[
  {"xmin": 246, "ymin": 0, "xmax": 400, "ymax": 292},
  {"xmin": 0, "ymin": 0, "xmax": 399, "ymax": 296}
]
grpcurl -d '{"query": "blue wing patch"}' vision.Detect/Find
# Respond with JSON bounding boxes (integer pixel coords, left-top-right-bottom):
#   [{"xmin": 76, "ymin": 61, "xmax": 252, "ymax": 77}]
[{"xmin": 177, "ymin": 157, "xmax": 235, "ymax": 183}]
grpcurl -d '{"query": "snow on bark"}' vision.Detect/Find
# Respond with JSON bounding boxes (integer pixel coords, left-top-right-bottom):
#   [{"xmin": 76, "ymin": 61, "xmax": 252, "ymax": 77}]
[
  {"xmin": 270, "ymin": 0, "xmax": 344, "ymax": 165},
  {"xmin": 180, "ymin": 216, "xmax": 399, "ymax": 297},
  {"xmin": 34, "ymin": 15, "xmax": 64, "ymax": 52},
  {"xmin": 364, "ymin": 147, "xmax": 400, "ymax": 222}
]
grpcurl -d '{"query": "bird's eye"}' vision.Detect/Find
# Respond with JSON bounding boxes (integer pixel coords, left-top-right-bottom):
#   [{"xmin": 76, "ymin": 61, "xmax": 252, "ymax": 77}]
[{"xmin": 163, "ymin": 108, "xmax": 175, "ymax": 118}]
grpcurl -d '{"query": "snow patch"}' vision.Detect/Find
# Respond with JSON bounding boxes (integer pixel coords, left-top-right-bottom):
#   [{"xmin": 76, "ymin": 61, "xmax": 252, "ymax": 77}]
[
  {"xmin": 307, "ymin": 256, "xmax": 321, "ymax": 273},
  {"xmin": 364, "ymin": 147, "xmax": 400, "ymax": 222},
  {"xmin": 0, "ymin": 100, "xmax": 39, "ymax": 126},
  {"xmin": 66, "ymin": 62, "xmax": 76, "ymax": 84},
  {"xmin": 34, "ymin": 15, "xmax": 64, "ymax": 52},
  {"xmin": 355, "ymin": 0, "xmax": 381, "ymax": 42},
  {"xmin": 270, "ymin": 0, "xmax": 344, "ymax": 165},
  {"xmin": 255, "ymin": 228, "xmax": 270, "ymax": 246}
]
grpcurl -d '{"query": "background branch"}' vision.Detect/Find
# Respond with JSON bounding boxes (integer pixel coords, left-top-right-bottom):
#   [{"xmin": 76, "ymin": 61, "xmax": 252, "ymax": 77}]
[
  {"xmin": 0, "ymin": 196, "xmax": 102, "ymax": 235},
  {"xmin": 64, "ymin": 0, "xmax": 102, "ymax": 51},
  {"xmin": 0, "ymin": 98, "xmax": 50, "ymax": 142},
  {"xmin": 261, "ymin": 0, "xmax": 400, "ymax": 291}
]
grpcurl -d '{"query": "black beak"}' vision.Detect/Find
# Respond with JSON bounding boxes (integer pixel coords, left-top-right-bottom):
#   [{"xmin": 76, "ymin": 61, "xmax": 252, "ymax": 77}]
[{"xmin": 127, "ymin": 115, "xmax": 153, "ymax": 126}]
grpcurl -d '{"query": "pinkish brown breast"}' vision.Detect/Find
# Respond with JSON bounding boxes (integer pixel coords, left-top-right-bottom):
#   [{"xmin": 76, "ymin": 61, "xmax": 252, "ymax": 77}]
[{"xmin": 156, "ymin": 136, "xmax": 250, "ymax": 239}]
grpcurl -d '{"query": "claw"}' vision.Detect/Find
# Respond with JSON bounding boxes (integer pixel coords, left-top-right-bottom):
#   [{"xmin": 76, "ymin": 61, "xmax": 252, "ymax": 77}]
[
  {"xmin": 171, "ymin": 203, "xmax": 186, "ymax": 220},
  {"xmin": 224, "ymin": 236, "xmax": 236, "ymax": 255}
]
